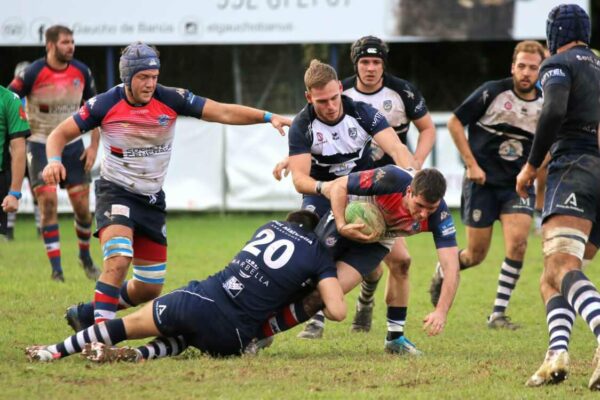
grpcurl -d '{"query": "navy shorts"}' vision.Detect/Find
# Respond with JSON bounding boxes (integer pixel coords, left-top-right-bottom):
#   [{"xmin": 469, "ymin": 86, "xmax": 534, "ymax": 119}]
[
  {"xmin": 461, "ymin": 178, "xmax": 535, "ymax": 228},
  {"xmin": 27, "ymin": 139, "xmax": 90, "ymax": 189},
  {"xmin": 94, "ymin": 178, "xmax": 167, "ymax": 245},
  {"xmin": 315, "ymin": 211, "xmax": 389, "ymax": 276},
  {"xmin": 543, "ymin": 154, "xmax": 600, "ymax": 225},
  {"xmin": 301, "ymin": 194, "xmax": 331, "ymax": 219},
  {"xmin": 0, "ymin": 170, "xmax": 9, "ymax": 235},
  {"xmin": 152, "ymin": 281, "xmax": 251, "ymax": 357}
]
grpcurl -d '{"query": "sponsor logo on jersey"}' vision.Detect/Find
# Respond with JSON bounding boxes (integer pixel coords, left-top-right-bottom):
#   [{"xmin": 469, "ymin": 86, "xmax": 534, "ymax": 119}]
[
  {"xmin": 482, "ymin": 89, "xmax": 489, "ymax": 103},
  {"xmin": 78, "ymin": 105, "xmax": 90, "ymax": 120},
  {"xmin": 439, "ymin": 218, "xmax": 456, "ymax": 236},
  {"xmin": 119, "ymin": 144, "xmax": 173, "ymax": 158},
  {"xmin": 316, "ymin": 132, "xmax": 324, "ymax": 143},
  {"xmin": 504, "ymin": 101, "xmax": 512, "ymax": 110},
  {"xmin": 73, "ymin": 78, "xmax": 81, "ymax": 88},
  {"xmin": 88, "ymin": 97, "xmax": 97, "ymax": 109},
  {"xmin": 331, "ymin": 131, "xmax": 340, "ymax": 140},
  {"xmin": 348, "ymin": 127, "xmax": 357, "ymax": 139},
  {"xmin": 148, "ymin": 59, "xmax": 158, "ymax": 66},
  {"xmin": 223, "ymin": 276, "xmax": 244, "ymax": 298},
  {"xmin": 541, "ymin": 68, "xmax": 566, "ymax": 85},
  {"xmin": 375, "ymin": 168, "xmax": 386, "ymax": 183},
  {"xmin": 383, "ymin": 100, "xmax": 392, "ymax": 111},
  {"xmin": 367, "ymin": 47, "xmax": 378, "ymax": 54},
  {"xmin": 176, "ymin": 88, "xmax": 186, "ymax": 98},
  {"xmin": 564, "ymin": 193, "xmax": 577, "ymax": 207},
  {"xmin": 403, "ymin": 89, "xmax": 414, "ymax": 99},
  {"xmin": 498, "ymin": 139, "xmax": 523, "ymax": 161},
  {"xmin": 18, "ymin": 105, "xmax": 27, "ymax": 120}
]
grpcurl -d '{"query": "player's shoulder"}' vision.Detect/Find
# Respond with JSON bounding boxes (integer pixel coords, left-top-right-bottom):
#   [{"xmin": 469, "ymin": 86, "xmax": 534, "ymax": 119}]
[
  {"xmin": 341, "ymin": 76, "xmax": 356, "ymax": 91},
  {"xmin": 70, "ymin": 58, "xmax": 92, "ymax": 74},
  {"xmin": 22, "ymin": 58, "xmax": 46, "ymax": 80},
  {"xmin": 291, "ymin": 103, "xmax": 314, "ymax": 129},
  {"xmin": 482, "ymin": 77, "xmax": 512, "ymax": 94},
  {"xmin": 87, "ymin": 85, "xmax": 123, "ymax": 110},
  {"xmin": 383, "ymin": 73, "xmax": 414, "ymax": 92},
  {"xmin": 154, "ymin": 84, "xmax": 195, "ymax": 106}
]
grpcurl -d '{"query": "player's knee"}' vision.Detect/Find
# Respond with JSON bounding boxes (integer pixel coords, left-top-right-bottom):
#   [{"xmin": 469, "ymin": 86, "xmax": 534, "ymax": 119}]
[
  {"xmin": 129, "ymin": 280, "xmax": 163, "ymax": 302},
  {"xmin": 465, "ymin": 249, "xmax": 486, "ymax": 266},
  {"xmin": 364, "ymin": 266, "xmax": 383, "ymax": 283},
  {"xmin": 387, "ymin": 256, "xmax": 411, "ymax": 278},
  {"xmin": 509, "ymin": 238, "xmax": 528, "ymax": 260},
  {"xmin": 543, "ymin": 227, "xmax": 587, "ymax": 260}
]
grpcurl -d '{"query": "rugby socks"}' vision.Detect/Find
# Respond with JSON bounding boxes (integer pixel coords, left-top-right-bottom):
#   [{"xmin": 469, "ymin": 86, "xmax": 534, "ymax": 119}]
[
  {"xmin": 94, "ymin": 281, "xmax": 120, "ymax": 324},
  {"xmin": 545, "ymin": 294, "xmax": 575, "ymax": 352},
  {"xmin": 490, "ymin": 258, "xmax": 523, "ymax": 319},
  {"xmin": 137, "ymin": 336, "xmax": 187, "ymax": 360},
  {"xmin": 259, "ymin": 300, "xmax": 311, "ymax": 339},
  {"xmin": 307, "ymin": 311, "xmax": 326, "ymax": 327},
  {"xmin": 118, "ymin": 280, "xmax": 137, "ymax": 309},
  {"xmin": 74, "ymin": 218, "xmax": 93, "ymax": 261},
  {"xmin": 357, "ymin": 275, "xmax": 381, "ymax": 310},
  {"xmin": 386, "ymin": 306, "xmax": 407, "ymax": 341},
  {"xmin": 42, "ymin": 224, "xmax": 62, "ymax": 273},
  {"xmin": 561, "ymin": 270, "xmax": 600, "ymax": 344},
  {"xmin": 49, "ymin": 319, "xmax": 127, "ymax": 358}
]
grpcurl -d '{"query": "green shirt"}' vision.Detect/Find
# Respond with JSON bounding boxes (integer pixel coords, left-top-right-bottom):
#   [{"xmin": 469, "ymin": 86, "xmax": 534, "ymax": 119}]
[{"xmin": 0, "ymin": 85, "xmax": 30, "ymax": 171}]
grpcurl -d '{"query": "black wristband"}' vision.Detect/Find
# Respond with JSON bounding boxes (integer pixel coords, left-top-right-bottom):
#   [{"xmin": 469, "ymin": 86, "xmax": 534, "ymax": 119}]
[{"xmin": 315, "ymin": 181, "xmax": 323, "ymax": 195}]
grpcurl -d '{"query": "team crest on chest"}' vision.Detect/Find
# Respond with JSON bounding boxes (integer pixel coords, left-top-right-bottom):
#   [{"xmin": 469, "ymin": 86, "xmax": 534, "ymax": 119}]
[
  {"xmin": 316, "ymin": 132, "xmax": 324, "ymax": 142},
  {"xmin": 348, "ymin": 127, "xmax": 357, "ymax": 139},
  {"xmin": 383, "ymin": 100, "xmax": 392, "ymax": 111},
  {"xmin": 73, "ymin": 78, "xmax": 81, "ymax": 88},
  {"xmin": 157, "ymin": 114, "xmax": 171, "ymax": 126}
]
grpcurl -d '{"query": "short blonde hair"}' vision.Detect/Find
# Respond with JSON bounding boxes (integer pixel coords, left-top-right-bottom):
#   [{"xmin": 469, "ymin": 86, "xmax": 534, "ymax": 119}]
[
  {"xmin": 513, "ymin": 41, "xmax": 546, "ymax": 62},
  {"xmin": 304, "ymin": 59, "xmax": 338, "ymax": 91}
]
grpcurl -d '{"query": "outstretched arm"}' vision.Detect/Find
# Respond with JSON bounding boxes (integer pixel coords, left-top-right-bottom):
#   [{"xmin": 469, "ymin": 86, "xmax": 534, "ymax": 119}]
[
  {"xmin": 373, "ymin": 127, "xmax": 416, "ymax": 169},
  {"xmin": 201, "ymin": 99, "xmax": 291, "ymax": 136}
]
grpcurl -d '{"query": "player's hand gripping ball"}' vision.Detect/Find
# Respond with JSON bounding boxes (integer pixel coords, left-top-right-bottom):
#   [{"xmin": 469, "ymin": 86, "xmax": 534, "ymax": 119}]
[{"xmin": 344, "ymin": 201, "xmax": 386, "ymax": 241}]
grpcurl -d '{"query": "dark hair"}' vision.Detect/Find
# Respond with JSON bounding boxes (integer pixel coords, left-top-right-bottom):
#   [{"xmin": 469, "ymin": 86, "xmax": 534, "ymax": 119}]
[
  {"xmin": 411, "ymin": 168, "xmax": 446, "ymax": 203},
  {"xmin": 286, "ymin": 210, "xmax": 320, "ymax": 232},
  {"xmin": 45, "ymin": 25, "xmax": 73, "ymax": 44}
]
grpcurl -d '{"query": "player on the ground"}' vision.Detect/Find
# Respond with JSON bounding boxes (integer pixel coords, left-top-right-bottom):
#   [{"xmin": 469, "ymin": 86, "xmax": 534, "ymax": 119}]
[
  {"xmin": 296, "ymin": 36, "xmax": 436, "ymax": 353},
  {"xmin": 25, "ymin": 210, "xmax": 345, "ymax": 362},
  {"xmin": 44, "ymin": 42, "xmax": 292, "ymax": 333},
  {"xmin": 514, "ymin": 4, "xmax": 600, "ymax": 390},
  {"xmin": 8, "ymin": 25, "xmax": 100, "ymax": 282},
  {"xmin": 0, "ymin": 86, "xmax": 29, "ymax": 239},
  {"xmin": 429, "ymin": 40, "xmax": 545, "ymax": 330},
  {"xmin": 257, "ymin": 166, "xmax": 460, "ymax": 353}
]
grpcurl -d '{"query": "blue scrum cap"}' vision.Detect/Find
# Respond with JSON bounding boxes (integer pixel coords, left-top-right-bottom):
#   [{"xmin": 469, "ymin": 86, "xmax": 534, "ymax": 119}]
[
  {"xmin": 546, "ymin": 4, "xmax": 590, "ymax": 55},
  {"xmin": 119, "ymin": 42, "xmax": 160, "ymax": 87}
]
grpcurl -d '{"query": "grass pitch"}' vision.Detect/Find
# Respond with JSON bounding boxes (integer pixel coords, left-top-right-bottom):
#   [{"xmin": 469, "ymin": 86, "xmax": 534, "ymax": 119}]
[{"xmin": 2, "ymin": 212, "xmax": 600, "ymax": 399}]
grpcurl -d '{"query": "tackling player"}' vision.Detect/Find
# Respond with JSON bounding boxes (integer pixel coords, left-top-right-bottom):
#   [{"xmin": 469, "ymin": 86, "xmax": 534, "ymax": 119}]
[{"xmin": 25, "ymin": 211, "xmax": 345, "ymax": 362}]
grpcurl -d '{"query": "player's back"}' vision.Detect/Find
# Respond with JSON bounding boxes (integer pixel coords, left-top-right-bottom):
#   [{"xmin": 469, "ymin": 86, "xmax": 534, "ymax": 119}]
[
  {"xmin": 199, "ymin": 220, "xmax": 336, "ymax": 336},
  {"xmin": 541, "ymin": 46, "xmax": 600, "ymax": 156}
]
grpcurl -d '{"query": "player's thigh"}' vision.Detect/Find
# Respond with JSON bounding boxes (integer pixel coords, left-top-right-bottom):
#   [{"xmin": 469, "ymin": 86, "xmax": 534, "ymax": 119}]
[
  {"xmin": 384, "ymin": 237, "xmax": 410, "ymax": 265},
  {"xmin": 465, "ymin": 225, "xmax": 493, "ymax": 257},
  {"xmin": 60, "ymin": 140, "xmax": 91, "ymax": 189},
  {"xmin": 461, "ymin": 179, "xmax": 500, "ymax": 228},
  {"xmin": 336, "ymin": 261, "xmax": 367, "ymax": 293},
  {"xmin": 543, "ymin": 154, "xmax": 600, "ymax": 223},
  {"xmin": 122, "ymin": 301, "xmax": 161, "ymax": 339}
]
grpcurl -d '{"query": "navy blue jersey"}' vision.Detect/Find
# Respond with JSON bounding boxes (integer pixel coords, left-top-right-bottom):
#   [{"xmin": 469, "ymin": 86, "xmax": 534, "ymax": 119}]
[
  {"xmin": 288, "ymin": 95, "xmax": 389, "ymax": 181},
  {"xmin": 346, "ymin": 165, "xmax": 457, "ymax": 248},
  {"xmin": 342, "ymin": 73, "xmax": 428, "ymax": 141},
  {"xmin": 539, "ymin": 46, "xmax": 600, "ymax": 158},
  {"xmin": 72, "ymin": 84, "xmax": 206, "ymax": 195},
  {"xmin": 454, "ymin": 78, "xmax": 543, "ymax": 186},
  {"xmin": 200, "ymin": 220, "xmax": 337, "ymax": 337}
]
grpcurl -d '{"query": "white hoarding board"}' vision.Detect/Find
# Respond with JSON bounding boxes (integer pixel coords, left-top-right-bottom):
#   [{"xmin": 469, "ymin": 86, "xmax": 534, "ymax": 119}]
[{"xmin": 0, "ymin": 0, "xmax": 588, "ymax": 45}]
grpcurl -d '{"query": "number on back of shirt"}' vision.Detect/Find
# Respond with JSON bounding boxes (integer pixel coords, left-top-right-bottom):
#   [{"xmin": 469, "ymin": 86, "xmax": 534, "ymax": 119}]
[{"xmin": 242, "ymin": 229, "xmax": 295, "ymax": 269}]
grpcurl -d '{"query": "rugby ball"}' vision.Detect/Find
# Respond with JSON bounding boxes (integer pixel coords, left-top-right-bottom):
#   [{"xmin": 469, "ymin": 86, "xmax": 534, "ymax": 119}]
[{"xmin": 344, "ymin": 201, "xmax": 386, "ymax": 240}]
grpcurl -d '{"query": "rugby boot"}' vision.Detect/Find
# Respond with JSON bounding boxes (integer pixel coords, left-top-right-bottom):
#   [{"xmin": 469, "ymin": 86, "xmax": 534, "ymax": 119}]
[
  {"xmin": 297, "ymin": 319, "xmax": 324, "ymax": 339},
  {"xmin": 487, "ymin": 314, "xmax": 521, "ymax": 330},
  {"xmin": 384, "ymin": 336, "xmax": 423, "ymax": 356},
  {"xmin": 525, "ymin": 350, "xmax": 569, "ymax": 387},
  {"xmin": 51, "ymin": 270, "xmax": 65, "ymax": 282},
  {"xmin": 244, "ymin": 337, "xmax": 274, "ymax": 355},
  {"xmin": 65, "ymin": 303, "xmax": 94, "ymax": 332},
  {"xmin": 351, "ymin": 301, "xmax": 374, "ymax": 332},
  {"xmin": 589, "ymin": 346, "xmax": 600, "ymax": 390},
  {"xmin": 429, "ymin": 262, "xmax": 443, "ymax": 307},
  {"xmin": 82, "ymin": 342, "xmax": 141, "ymax": 363},
  {"xmin": 25, "ymin": 346, "xmax": 61, "ymax": 362},
  {"xmin": 79, "ymin": 256, "xmax": 101, "ymax": 281}
]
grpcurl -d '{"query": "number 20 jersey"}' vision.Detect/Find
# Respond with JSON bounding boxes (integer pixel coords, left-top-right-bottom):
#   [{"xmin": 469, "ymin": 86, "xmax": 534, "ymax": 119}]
[{"xmin": 199, "ymin": 220, "xmax": 337, "ymax": 337}]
